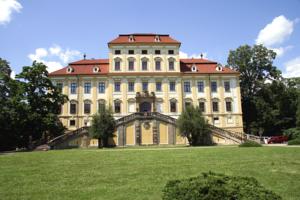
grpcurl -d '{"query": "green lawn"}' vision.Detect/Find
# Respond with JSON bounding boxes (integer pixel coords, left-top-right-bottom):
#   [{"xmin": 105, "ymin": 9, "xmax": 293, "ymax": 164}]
[{"xmin": 0, "ymin": 146, "xmax": 300, "ymax": 200}]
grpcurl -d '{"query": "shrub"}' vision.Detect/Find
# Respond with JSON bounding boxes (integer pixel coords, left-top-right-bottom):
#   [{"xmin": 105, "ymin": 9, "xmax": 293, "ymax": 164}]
[
  {"xmin": 283, "ymin": 128, "xmax": 300, "ymax": 140},
  {"xmin": 239, "ymin": 140, "xmax": 262, "ymax": 147},
  {"xmin": 162, "ymin": 172, "xmax": 282, "ymax": 200},
  {"xmin": 288, "ymin": 138, "xmax": 300, "ymax": 145}
]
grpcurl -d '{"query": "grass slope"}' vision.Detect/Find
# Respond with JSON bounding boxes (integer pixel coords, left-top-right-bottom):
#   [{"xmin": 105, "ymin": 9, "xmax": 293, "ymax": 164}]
[{"xmin": 0, "ymin": 147, "xmax": 300, "ymax": 200}]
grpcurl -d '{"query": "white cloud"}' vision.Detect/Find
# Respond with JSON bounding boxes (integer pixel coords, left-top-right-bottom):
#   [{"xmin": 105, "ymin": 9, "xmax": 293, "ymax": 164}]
[
  {"xmin": 270, "ymin": 46, "xmax": 293, "ymax": 57},
  {"xmin": 256, "ymin": 15, "xmax": 294, "ymax": 46},
  {"xmin": 0, "ymin": 0, "xmax": 22, "ymax": 25},
  {"xmin": 28, "ymin": 45, "xmax": 82, "ymax": 73},
  {"xmin": 179, "ymin": 51, "xmax": 207, "ymax": 59},
  {"xmin": 282, "ymin": 56, "xmax": 300, "ymax": 78}
]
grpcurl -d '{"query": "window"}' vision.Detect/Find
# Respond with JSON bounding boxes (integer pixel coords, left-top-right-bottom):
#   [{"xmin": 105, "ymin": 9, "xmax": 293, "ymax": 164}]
[
  {"xmin": 128, "ymin": 50, "xmax": 134, "ymax": 54},
  {"xmin": 197, "ymin": 81, "xmax": 204, "ymax": 92},
  {"xmin": 128, "ymin": 82, "xmax": 135, "ymax": 92},
  {"xmin": 184, "ymin": 81, "xmax": 191, "ymax": 93},
  {"xmin": 185, "ymin": 102, "xmax": 192, "ymax": 109},
  {"xmin": 128, "ymin": 60, "xmax": 134, "ymax": 71},
  {"xmin": 114, "ymin": 101, "xmax": 121, "ymax": 113},
  {"xmin": 56, "ymin": 83, "xmax": 63, "ymax": 92},
  {"xmin": 115, "ymin": 60, "xmax": 120, "ymax": 71},
  {"xmin": 84, "ymin": 82, "xmax": 91, "ymax": 94},
  {"xmin": 98, "ymin": 101, "xmax": 105, "ymax": 113},
  {"xmin": 170, "ymin": 101, "xmax": 177, "ymax": 112},
  {"xmin": 70, "ymin": 102, "xmax": 77, "ymax": 114},
  {"xmin": 156, "ymin": 82, "xmax": 162, "ymax": 92},
  {"xmin": 84, "ymin": 102, "xmax": 91, "ymax": 114},
  {"xmin": 199, "ymin": 101, "xmax": 205, "ymax": 112},
  {"xmin": 211, "ymin": 81, "xmax": 217, "ymax": 92},
  {"xmin": 224, "ymin": 81, "xmax": 230, "ymax": 92},
  {"xmin": 226, "ymin": 101, "xmax": 232, "ymax": 112},
  {"xmin": 114, "ymin": 82, "xmax": 121, "ymax": 92},
  {"xmin": 169, "ymin": 81, "xmax": 176, "ymax": 92},
  {"xmin": 155, "ymin": 60, "xmax": 161, "ymax": 70},
  {"xmin": 142, "ymin": 50, "xmax": 147, "ymax": 54},
  {"xmin": 213, "ymin": 117, "xmax": 220, "ymax": 124},
  {"xmin": 168, "ymin": 50, "xmax": 174, "ymax": 54},
  {"xmin": 69, "ymin": 120, "xmax": 76, "ymax": 126},
  {"xmin": 115, "ymin": 50, "xmax": 121, "ymax": 54},
  {"xmin": 98, "ymin": 82, "xmax": 105, "ymax": 93},
  {"xmin": 155, "ymin": 50, "xmax": 160, "ymax": 55},
  {"xmin": 128, "ymin": 101, "xmax": 135, "ymax": 113},
  {"xmin": 142, "ymin": 82, "xmax": 148, "ymax": 91},
  {"xmin": 70, "ymin": 83, "xmax": 77, "ymax": 94},
  {"xmin": 142, "ymin": 61, "xmax": 147, "ymax": 71},
  {"xmin": 212, "ymin": 101, "xmax": 219, "ymax": 112},
  {"xmin": 169, "ymin": 61, "xmax": 174, "ymax": 71}
]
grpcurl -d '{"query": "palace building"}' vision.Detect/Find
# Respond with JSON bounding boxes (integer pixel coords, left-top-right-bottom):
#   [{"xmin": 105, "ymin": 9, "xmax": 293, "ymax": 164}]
[{"xmin": 49, "ymin": 33, "xmax": 244, "ymax": 148}]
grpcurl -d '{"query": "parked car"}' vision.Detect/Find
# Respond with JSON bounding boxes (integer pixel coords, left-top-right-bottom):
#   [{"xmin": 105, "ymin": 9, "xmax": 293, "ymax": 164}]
[{"xmin": 267, "ymin": 136, "xmax": 288, "ymax": 144}]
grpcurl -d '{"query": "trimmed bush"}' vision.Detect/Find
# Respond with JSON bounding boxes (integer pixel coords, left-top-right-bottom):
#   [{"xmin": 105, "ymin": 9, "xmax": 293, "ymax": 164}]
[
  {"xmin": 162, "ymin": 172, "xmax": 282, "ymax": 200},
  {"xmin": 283, "ymin": 128, "xmax": 300, "ymax": 140},
  {"xmin": 288, "ymin": 138, "xmax": 300, "ymax": 145},
  {"xmin": 239, "ymin": 140, "xmax": 262, "ymax": 147}
]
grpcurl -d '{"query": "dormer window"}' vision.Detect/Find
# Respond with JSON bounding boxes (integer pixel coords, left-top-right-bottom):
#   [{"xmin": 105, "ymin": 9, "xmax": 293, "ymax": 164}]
[
  {"xmin": 66, "ymin": 66, "xmax": 74, "ymax": 73},
  {"xmin": 93, "ymin": 66, "xmax": 100, "ymax": 73},
  {"xmin": 216, "ymin": 64, "xmax": 223, "ymax": 71},
  {"xmin": 191, "ymin": 64, "xmax": 197, "ymax": 72},
  {"xmin": 154, "ymin": 35, "xmax": 160, "ymax": 42},
  {"xmin": 129, "ymin": 35, "xmax": 134, "ymax": 42}
]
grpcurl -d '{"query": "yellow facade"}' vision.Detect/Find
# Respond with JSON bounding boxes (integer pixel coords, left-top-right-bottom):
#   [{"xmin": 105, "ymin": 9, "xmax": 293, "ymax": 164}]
[{"xmin": 50, "ymin": 34, "xmax": 244, "ymax": 146}]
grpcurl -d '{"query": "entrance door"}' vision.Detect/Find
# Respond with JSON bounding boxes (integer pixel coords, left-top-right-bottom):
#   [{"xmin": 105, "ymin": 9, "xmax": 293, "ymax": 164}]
[{"xmin": 140, "ymin": 102, "xmax": 151, "ymax": 112}]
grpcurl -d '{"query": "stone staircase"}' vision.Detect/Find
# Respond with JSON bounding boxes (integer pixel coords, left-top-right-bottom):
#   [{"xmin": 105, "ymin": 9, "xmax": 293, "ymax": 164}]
[
  {"xmin": 47, "ymin": 113, "xmax": 255, "ymax": 148},
  {"xmin": 47, "ymin": 126, "xmax": 89, "ymax": 149}
]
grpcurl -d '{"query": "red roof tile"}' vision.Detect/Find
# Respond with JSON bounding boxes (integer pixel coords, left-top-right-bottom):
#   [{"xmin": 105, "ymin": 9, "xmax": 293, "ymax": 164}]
[
  {"xmin": 180, "ymin": 59, "xmax": 238, "ymax": 74},
  {"xmin": 49, "ymin": 59, "xmax": 109, "ymax": 76},
  {"xmin": 49, "ymin": 58, "xmax": 238, "ymax": 76},
  {"xmin": 108, "ymin": 34, "xmax": 181, "ymax": 45}
]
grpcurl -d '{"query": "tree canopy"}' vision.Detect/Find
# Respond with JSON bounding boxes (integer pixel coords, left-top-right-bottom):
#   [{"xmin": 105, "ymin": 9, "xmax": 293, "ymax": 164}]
[
  {"xmin": 227, "ymin": 45, "xmax": 299, "ymax": 136},
  {"xmin": 89, "ymin": 106, "xmax": 116, "ymax": 148},
  {"xmin": 0, "ymin": 59, "xmax": 68, "ymax": 151},
  {"xmin": 177, "ymin": 106, "xmax": 212, "ymax": 146}
]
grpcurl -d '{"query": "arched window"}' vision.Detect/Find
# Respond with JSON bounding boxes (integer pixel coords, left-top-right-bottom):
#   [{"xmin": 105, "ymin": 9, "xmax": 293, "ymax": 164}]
[
  {"xmin": 83, "ymin": 100, "xmax": 92, "ymax": 114},
  {"xmin": 128, "ymin": 98, "xmax": 135, "ymax": 113},
  {"xmin": 154, "ymin": 57, "xmax": 162, "ymax": 71},
  {"xmin": 127, "ymin": 57, "xmax": 135, "ymax": 71},
  {"xmin": 98, "ymin": 99, "xmax": 106, "ymax": 113},
  {"xmin": 141, "ymin": 57, "xmax": 148, "ymax": 71},
  {"xmin": 168, "ymin": 57, "xmax": 175, "ymax": 71},
  {"xmin": 156, "ymin": 98, "xmax": 163, "ymax": 113},
  {"xmin": 170, "ymin": 98, "xmax": 177, "ymax": 113},
  {"xmin": 184, "ymin": 98, "xmax": 193, "ymax": 110},
  {"xmin": 198, "ymin": 98, "xmax": 206, "ymax": 113},
  {"xmin": 225, "ymin": 98, "xmax": 233, "ymax": 112},
  {"xmin": 212, "ymin": 98, "xmax": 219, "ymax": 112},
  {"xmin": 70, "ymin": 100, "xmax": 78, "ymax": 114},
  {"xmin": 114, "ymin": 57, "xmax": 122, "ymax": 71},
  {"xmin": 114, "ymin": 99, "xmax": 122, "ymax": 113}
]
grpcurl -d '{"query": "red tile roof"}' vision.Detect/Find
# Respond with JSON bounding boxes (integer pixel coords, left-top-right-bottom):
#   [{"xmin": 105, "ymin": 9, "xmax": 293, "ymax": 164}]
[
  {"xmin": 49, "ymin": 58, "xmax": 238, "ymax": 76},
  {"xmin": 49, "ymin": 59, "xmax": 109, "ymax": 76},
  {"xmin": 108, "ymin": 33, "xmax": 181, "ymax": 45},
  {"xmin": 180, "ymin": 59, "xmax": 238, "ymax": 74}
]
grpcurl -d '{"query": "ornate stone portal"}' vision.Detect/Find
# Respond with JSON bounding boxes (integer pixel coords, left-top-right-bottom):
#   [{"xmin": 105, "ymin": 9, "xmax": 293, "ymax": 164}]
[{"xmin": 136, "ymin": 91, "xmax": 156, "ymax": 112}]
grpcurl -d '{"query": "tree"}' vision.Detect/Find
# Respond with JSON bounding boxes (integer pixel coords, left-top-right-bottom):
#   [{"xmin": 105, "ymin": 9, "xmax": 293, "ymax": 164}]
[
  {"xmin": 0, "ymin": 58, "xmax": 11, "ymax": 78},
  {"xmin": 0, "ymin": 60, "xmax": 68, "ymax": 150},
  {"xmin": 177, "ymin": 106, "xmax": 212, "ymax": 146},
  {"xmin": 296, "ymin": 94, "xmax": 300, "ymax": 128},
  {"xmin": 16, "ymin": 61, "xmax": 68, "ymax": 148},
  {"xmin": 89, "ymin": 107, "xmax": 116, "ymax": 148},
  {"xmin": 227, "ymin": 45, "xmax": 282, "ymax": 134}
]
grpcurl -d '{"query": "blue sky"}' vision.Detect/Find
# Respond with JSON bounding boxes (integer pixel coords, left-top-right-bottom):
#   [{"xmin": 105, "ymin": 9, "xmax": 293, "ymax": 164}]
[{"xmin": 0, "ymin": 0, "xmax": 300, "ymax": 77}]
